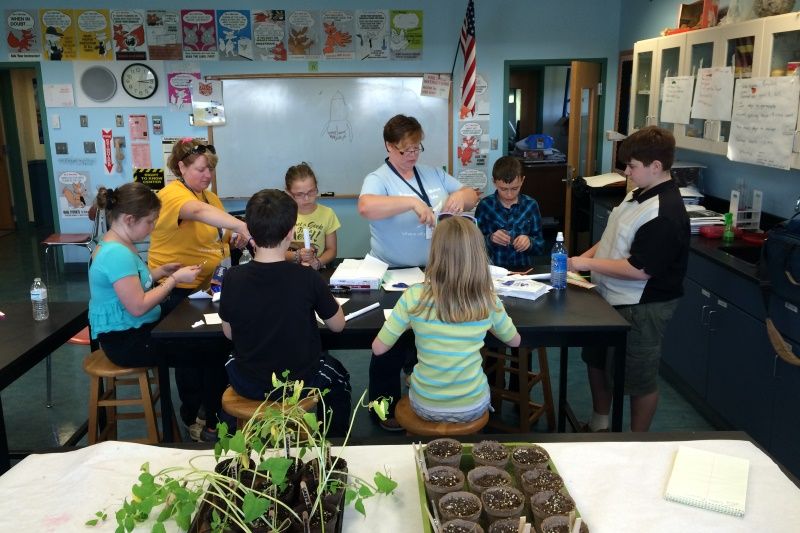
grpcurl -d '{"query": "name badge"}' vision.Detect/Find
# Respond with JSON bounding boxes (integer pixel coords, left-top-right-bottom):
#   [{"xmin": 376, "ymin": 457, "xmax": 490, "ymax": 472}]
[{"xmin": 425, "ymin": 225, "xmax": 433, "ymax": 240}]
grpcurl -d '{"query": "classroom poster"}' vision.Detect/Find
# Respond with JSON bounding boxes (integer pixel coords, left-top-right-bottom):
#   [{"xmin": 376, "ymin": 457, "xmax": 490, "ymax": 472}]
[
  {"xmin": 76, "ymin": 9, "xmax": 111, "ymax": 60},
  {"xmin": 252, "ymin": 10, "xmax": 286, "ymax": 61},
  {"xmin": 728, "ymin": 76, "xmax": 800, "ymax": 170},
  {"xmin": 190, "ymin": 79, "xmax": 226, "ymax": 126},
  {"xmin": 40, "ymin": 9, "xmax": 77, "ymax": 61},
  {"xmin": 181, "ymin": 9, "xmax": 217, "ymax": 60},
  {"xmin": 456, "ymin": 120, "xmax": 490, "ymax": 190},
  {"xmin": 58, "ymin": 170, "xmax": 92, "ymax": 218},
  {"xmin": 6, "ymin": 10, "xmax": 42, "ymax": 60},
  {"xmin": 128, "ymin": 114, "xmax": 148, "ymax": 141},
  {"xmin": 691, "ymin": 67, "xmax": 734, "ymax": 121},
  {"xmin": 133, "ymin": 168, "xmax": 165, "ymax": 190},
  {"xmin": 321, "ymin": 11, "xmax": 354, "ymax": 60},
  {"xmin": 146, "ymin": 10, "xmax": 182, "ymax": 60},
  {"xmin": 389, "ymin": 10, "xmax": 422, "ymax": 61},
  {"xmin": 216, "ymin": 9, "xmax": 252, "ymax": 61},
  {"xmin": 111, "ymin": 10, "xmax": 146, "ymax": 61},
  {"xmin": 287, "ymin": 10, "xmax": 321, "ymax": 60},
  {"xmin": 355, "ymin": 10, "xmax": 388, "ymax": 60},
  {"xmin": 167, "ymin": 71, "xmax": 200, "ymax": 110},
  {"xmin": 660, "ymin": 76, "xmax": 694, "ymax": 125}
]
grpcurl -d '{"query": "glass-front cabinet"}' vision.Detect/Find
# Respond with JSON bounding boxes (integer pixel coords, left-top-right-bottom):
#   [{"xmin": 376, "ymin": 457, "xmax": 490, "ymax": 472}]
[
  {"xmin": 629, "ymin": 34, "xmax": 686, "ymax": 133},
  {"xmin": 679, "ymin": 28, "xmax": 718, "ymax": 152}
]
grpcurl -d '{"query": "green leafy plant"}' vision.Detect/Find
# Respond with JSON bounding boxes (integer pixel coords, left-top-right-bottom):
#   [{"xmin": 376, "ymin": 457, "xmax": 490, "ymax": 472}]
[{"xmin": 87, "ymin": 372, "xmax": 397, "ymax": 532}]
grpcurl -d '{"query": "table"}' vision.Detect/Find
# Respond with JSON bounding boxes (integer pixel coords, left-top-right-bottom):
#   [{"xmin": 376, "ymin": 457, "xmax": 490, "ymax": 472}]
[
  {"xmin": 0, "ymin": 432, "xmax": 797, "ymax": 532},
  {"xmin": 152, "ymin": 281, "xmax": 629, "ymax": 440},
  {"xmin": 0, "ymin": 301, "xmax": 88, "ymax": 473}
]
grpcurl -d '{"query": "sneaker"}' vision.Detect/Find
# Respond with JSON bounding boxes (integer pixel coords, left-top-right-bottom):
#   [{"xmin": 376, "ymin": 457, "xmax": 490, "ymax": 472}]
[
  {"xmin": 199, "ymin": 426, "xmax": 219, "ymax": 443},
  {"xmin": 378, "ymin": 417, "xmax": 404, "ymax": 432},
  {"xmin": 578, "ymin": 422, "xmax": 609, "ymax": 433},
  {"xmin": 187, "ymin": 422, "xmax": 204, "ymax": 442},
  {"xmin": 195, "ymin": 405, "xmax": 206, "ymax": 426}
]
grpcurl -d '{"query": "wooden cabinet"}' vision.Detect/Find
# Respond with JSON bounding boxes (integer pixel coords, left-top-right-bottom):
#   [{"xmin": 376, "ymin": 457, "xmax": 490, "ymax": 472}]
[{"xmin": 519, "ymin": 162, "xmax": 567, "ymax": 230}]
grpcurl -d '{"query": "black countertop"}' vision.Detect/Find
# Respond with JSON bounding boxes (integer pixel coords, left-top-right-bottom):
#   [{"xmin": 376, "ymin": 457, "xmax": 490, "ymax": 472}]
[{"xmin": 689, "ymin": 235, "xmax": 763, "ymax": 283}]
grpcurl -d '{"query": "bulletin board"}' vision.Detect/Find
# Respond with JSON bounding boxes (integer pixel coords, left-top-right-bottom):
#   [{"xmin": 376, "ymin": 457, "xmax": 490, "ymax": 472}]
[{"xmin": 208, "ymin": 73, "xmax": 452, "ymax": 198}]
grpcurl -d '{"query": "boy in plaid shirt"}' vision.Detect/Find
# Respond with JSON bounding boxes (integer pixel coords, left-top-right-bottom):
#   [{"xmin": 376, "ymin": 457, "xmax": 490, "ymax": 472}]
[{"xmin": 475, "ymin": 156, "xmax": 545, "ymax": 268}]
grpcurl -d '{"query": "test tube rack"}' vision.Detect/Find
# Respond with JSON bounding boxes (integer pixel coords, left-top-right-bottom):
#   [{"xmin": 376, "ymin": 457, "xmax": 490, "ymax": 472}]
[{"xmin": 730, "ymin": 189, "xmax": 763, "ymax": 230}]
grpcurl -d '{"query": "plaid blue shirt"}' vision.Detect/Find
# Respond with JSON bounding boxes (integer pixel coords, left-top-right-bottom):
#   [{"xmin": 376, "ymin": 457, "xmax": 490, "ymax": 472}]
[{"xmin": 475, "ymin": 192, "xmax": 545, "ymax": 268}]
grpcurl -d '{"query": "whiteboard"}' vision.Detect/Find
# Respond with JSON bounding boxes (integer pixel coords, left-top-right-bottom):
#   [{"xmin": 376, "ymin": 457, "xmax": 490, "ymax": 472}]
[{"xmin": 210, "ymin": 75, "xmax": 451, "ymax": 198}]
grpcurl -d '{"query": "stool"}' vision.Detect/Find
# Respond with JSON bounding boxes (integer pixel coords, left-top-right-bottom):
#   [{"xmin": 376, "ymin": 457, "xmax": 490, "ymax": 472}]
[
  {"xmin": 41, "ymin": 233, "xmax": 93, "ymax": 286},
  {"xmin": 221, "ymin": 387, "xmax": 319, "ymax": 429},
  {"xmin": 394, "ymin": 396, "xmax": 489, "ymax": 436},
  {"xmin": 46, "ymin": 326, "xmax": 91, "ymax": 408},
  {"xmin": 482, "ymin": 346, "xmax": 555, "ymax": 433},
  {"xmin": 83, "ymin": 349, "xmax": 166, "ymax": 444}
]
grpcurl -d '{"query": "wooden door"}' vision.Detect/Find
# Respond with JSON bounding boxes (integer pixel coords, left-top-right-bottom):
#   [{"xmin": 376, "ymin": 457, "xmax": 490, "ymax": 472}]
[
  {"xmin": 0, "ymin": 106, "xmax": 14, "ymax": 230},
  {"xmin": 565, "ymin": 61, "xmax": 601, "ymax": 253}
]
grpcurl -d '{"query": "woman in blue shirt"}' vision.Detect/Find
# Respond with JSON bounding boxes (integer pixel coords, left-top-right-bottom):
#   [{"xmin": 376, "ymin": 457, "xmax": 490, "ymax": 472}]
[{"xmin": 89, "ymin": 183, "xmax": 200, "ymax": 367}]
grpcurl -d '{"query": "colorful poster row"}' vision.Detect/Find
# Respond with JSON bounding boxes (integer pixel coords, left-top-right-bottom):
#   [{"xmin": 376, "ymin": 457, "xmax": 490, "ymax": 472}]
[{"xmin": 6, "ymin": 9, "xmax": 423, "ymax": 61}]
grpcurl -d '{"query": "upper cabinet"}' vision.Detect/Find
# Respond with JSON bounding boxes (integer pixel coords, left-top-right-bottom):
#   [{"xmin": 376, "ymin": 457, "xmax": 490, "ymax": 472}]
[
  {"xmin": 629, "ymin": 34, "xmax": 686, "ymax": 133},
  {"xmin": 629, "ymin": 13, "xmax": 800, "ymax": 167}
]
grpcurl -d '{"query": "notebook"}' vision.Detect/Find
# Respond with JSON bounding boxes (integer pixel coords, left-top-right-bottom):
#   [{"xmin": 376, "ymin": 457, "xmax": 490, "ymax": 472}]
[{"xmin": 664, "ymin": 446, "xmax": 749, "ymax": 517}]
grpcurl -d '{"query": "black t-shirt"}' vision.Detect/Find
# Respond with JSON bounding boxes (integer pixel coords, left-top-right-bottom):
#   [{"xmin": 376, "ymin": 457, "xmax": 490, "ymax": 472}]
[{"xmin": 219, "ymin": 260, "xmax": 339, "ymax": 387}]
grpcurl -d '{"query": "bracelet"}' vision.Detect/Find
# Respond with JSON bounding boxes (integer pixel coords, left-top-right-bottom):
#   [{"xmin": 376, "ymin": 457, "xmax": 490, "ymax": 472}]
[{"xmin": 294, "ymin": 251, "xmax": 301, "ymax": 264}]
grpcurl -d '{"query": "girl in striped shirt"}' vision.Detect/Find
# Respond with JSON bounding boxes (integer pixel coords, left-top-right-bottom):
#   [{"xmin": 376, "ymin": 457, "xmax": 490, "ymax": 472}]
[{"xmin": 372, "ymin": 216, "xmax": 521, "ymax": 422}]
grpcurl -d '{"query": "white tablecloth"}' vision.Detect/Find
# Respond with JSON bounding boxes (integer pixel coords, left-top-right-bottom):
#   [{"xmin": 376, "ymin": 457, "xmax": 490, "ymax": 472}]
[{"xmin": 0, "ymin": 439, "xmax": 797, "ymax": 532}]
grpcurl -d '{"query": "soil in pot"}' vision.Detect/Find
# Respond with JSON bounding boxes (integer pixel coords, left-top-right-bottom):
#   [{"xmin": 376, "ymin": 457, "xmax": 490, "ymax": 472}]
[
  {"xmin": 471, "ymin": 441, "xmax": 509, "ymax": 468},
  {"xmin": 425, "ymin": 438, "xmax": 463, "ymax": 468},
  {"xmin": 290, "ymin": 502, "xmax": 340, "ymax": 533},
  {"xmin": 442, "ymin": 518, "xmax": 485, "ymax": 533},
  {"xmin": 510, "ymin": 445, "xmax": 550, "ymax": 476},
  {"xmin": 520, "ymin": 468, "xmax": 564, "ymax": 497},
  {"xmin": 530, "ymin": 490, "xmax": 576, "ymax": 529},
  {"xmin": 438, "ymin": 491, "xmax": 482, "ymax": 523},
  {"xmin": 539, "ymin": 514, "xmax": 590, "ymax": 533},
  {"xmin": 424, "ymin": 466, "xmax": 465, "ymax": 503},
  {"xmin": 466, "ymin": 466, "xmax": 513, "ymax": 496},
  {"xmin": 480, "ymin": 486, "xmax": 524, "ymax": 523},
  {"xmin": 487, "ymin": 517, "xmax": 523, "ymax": 533}
]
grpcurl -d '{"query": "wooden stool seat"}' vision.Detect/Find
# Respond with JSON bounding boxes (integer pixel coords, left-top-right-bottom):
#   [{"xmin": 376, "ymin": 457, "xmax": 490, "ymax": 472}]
[
  {"xmin": 83, "ymin": 349, "xmax": 167, "ymax": 444},
  {"xmin": 222, "ymin": 387, "xmax": 318, "ymax": 428},
  {"xmin": 482, "ymin": 346, "xmax": 555, "ymax": 433},
  {"xmin": 394, "ymin": 396, "xmax": 489, "ymax": 436}
]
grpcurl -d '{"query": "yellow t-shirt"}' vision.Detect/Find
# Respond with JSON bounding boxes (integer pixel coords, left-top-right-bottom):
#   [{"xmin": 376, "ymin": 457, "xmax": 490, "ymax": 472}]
[
  {"xmin": 293, "ymin": 204, "xmax": 341, "ymax": 256},
  {"xmin": 148, "ymin": 180, "xmax": 230, "ymax": 289}
]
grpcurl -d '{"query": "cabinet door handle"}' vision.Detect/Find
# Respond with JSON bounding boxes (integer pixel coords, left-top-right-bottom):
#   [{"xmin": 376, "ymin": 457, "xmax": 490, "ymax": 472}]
[
  {"xmin": 707, "ymin": 309, "xmax": 717, "ymax": 332},
  {"xmin": 701, "ymin": 305, "xmax": 710, "ymax": 325}
]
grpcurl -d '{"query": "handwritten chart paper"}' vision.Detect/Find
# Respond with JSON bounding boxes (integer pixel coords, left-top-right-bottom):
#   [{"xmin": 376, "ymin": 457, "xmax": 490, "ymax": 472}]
[
  {"xmin": 728, "ymin": 77, "xmax": 800, "ymax": 170},
  {"xmin": 660, "ymin": 76, "xmax": 694, "ymax": 124},
  {"xmin": 692, "ymin": 67, "xmax": 734, "ymax": 121}
]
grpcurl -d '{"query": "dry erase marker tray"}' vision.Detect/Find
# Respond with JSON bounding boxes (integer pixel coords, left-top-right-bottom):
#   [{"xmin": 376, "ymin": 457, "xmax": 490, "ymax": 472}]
[{"xmin": 414, "ymin": 441, "xmax": 587, "ymax": 533}]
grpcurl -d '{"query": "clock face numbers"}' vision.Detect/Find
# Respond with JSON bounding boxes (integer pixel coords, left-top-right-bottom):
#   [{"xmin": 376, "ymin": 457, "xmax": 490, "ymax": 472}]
[{"xmin": 121, "ymin": 64, "xmax": 158, "ymax": 100}]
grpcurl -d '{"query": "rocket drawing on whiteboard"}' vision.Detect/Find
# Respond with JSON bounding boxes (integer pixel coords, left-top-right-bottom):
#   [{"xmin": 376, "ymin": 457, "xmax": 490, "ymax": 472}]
[{"xmin": 322, "ymin": 91, "xmax": 352, "ymax": 142}]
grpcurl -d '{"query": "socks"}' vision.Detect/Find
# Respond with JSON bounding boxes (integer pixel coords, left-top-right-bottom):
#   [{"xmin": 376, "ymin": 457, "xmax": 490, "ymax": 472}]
[{"xmin": 589, "ymin": 412, "xmax": 609, "ymax": 432}]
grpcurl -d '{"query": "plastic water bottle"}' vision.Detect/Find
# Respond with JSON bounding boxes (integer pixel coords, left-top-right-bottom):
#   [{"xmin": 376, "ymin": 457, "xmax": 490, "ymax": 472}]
[
  {"xmin": 239, "ymin": 248, "xmax": 252, "ymax": 265},
  {"xmin": 30, "ymin": 277, "xmax": 49, "ymax": 321},
  {"xmin": 550, "ymin": 232, "xmax": 568, "ymax": 290}
]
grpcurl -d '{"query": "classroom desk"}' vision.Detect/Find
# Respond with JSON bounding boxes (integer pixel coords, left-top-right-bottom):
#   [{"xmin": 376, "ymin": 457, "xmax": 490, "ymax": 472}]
[
  {"xmin": 0, "ymin": 301, "xmax": 88, "ymax": 473},
  {"xmin": 152, "ymin": 283, "xmax": 629, "ymax": 441},
  {"xmin": 0, "ymin": 432, "xmax": 797, "ymax": 532}
]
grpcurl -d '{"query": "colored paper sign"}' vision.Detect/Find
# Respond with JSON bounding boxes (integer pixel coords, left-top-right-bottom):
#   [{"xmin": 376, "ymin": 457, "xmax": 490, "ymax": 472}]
[
  {"xmin": 216, "ymin": 9, "xmax": 252, "ymax": 61},
  {"xmin": 252, "ymin": 10, "xmax": 286, "ymax": 61},
  {"xmin": 41, "ymin": 9, "xmax": 77, "ymax": 60},
  {"xmin": 168, "ymin": 71, "xmax": 200, "ymax": 110},
  {"xmin": 6, "ymin": 9, "xmax": 42, "ymax": 60},
  {"xmin": 181, "ymin": 9, "xmax": 217, "ymax": 60},
  {"xmin": 76, "ymin": 9, "xmax": 111, "ymax": 60},
  {"xmin": 389, "ymin": 10, "xmax": 422, "ymax": 61},
  {"xmin": 102, "ymin": 129, "xmax": 113, "ymax": 174},
  {"xmin": 111, "ymin": 10, "xmax": 146, "ymax": 61}
]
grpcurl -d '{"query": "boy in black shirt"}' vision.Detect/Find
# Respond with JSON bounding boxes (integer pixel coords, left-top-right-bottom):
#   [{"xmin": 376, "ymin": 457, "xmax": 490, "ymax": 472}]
[{"xmin": 220, "ymin": 189, "xmax": 351, "ymax": 436}]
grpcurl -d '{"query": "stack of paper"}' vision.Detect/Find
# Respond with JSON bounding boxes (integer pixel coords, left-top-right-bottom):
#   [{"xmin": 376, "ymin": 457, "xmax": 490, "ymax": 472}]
[
  {"xmin": 330, "ymin": 255, "xmax": 388, "ymax": 290},
  {"xmin": 584, "ymin": 172, "xmax": 626, "ymax": 188},
  {"xmin": 494, "ymin": 277, "xmax": 551, "ymax": 301},
  {"xmin": 686, "ymin": 205, "xmax": 724, "ymax": 234}
]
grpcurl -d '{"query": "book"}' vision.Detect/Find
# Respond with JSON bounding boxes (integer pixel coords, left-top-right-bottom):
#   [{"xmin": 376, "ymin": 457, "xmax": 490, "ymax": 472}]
[{"xmin": 664, "ymin": 446, "xmax": 749, "ymax": 517}]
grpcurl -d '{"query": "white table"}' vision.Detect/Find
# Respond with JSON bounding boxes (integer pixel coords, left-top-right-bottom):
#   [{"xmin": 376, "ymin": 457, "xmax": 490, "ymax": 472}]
[{"xmin": 0, "ymin": 437, "xmax": 797, "ymax": 532}]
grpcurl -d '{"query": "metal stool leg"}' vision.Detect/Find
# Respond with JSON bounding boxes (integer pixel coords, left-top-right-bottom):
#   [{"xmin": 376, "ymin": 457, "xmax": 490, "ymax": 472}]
[{"xmin": 46, "ymin": 354, "xmax": 53, "ymax": 408}]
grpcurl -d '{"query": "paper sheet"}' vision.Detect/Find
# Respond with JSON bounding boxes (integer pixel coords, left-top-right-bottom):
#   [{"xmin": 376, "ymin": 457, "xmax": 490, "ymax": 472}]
[
  {"xmin": 584, "ymin": 172, "xmax": 626, "ymax": 188},
  {"xmin": 383, "ymin": 309, "xmax": 392, "ymax": 320},
  {"xmin": 203, "ymin": 313, "xmax": 221, "ymax": 325},
  {"xmin": 382, "ymin": 268, "xmax": 425, "ymax": 291},
  {"xmin": 188, "ymin": 290, "xmax": 212, "ymax": 299}
]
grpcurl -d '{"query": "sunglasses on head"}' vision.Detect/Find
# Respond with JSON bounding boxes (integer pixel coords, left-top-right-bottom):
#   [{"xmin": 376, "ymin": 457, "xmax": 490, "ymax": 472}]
[
  {"xmin": 437, "ymin": 212, "xmax": 478, "ymax": 225},
  {"xmin": 181, "ymin": 144, "xmax": 216, "ymax": 161}
]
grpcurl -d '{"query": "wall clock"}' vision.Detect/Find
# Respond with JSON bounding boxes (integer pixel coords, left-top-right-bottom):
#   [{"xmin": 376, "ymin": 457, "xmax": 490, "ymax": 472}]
[
  {"xmin": 121, "ymin": 63, "xmax": 158, "ymax": 100},
  {"xmin": 80, "ymin": 66, "xmax": 117, "ymax": 103}
]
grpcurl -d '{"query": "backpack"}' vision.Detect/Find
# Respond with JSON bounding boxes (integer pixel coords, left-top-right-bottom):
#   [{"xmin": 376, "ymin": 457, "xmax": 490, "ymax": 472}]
[{"xmin": 761, "ymin": 212, "xmax": 800, "ymax": 366}]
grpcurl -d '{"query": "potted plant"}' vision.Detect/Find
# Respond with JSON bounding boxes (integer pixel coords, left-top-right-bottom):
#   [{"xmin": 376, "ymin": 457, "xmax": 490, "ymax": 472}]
[{"xmin": 87, "ymin": 371, "xmax": 398, "ymax": 532}]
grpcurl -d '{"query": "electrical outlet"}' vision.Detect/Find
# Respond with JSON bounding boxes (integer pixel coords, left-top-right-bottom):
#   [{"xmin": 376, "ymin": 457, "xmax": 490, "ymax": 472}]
[
  {"xmin": 51, "ymin": 114, "xmax": 60, "ymax": 129},
  {"xmin": 55, "ymin": 142, "xmax": 67, "ymax": 154},
  {"xmin": 490, "ymin": 138, "xmax": 498, "ymax": 150}
]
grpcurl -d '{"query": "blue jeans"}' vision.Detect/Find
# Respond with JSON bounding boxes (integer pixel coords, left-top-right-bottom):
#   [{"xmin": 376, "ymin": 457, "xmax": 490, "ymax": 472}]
[
  {"xmin": 409, "ymin": 388, "xmax": 490, "ymax": 423},
  {"xmin": 225, "ymin": 352, "xmax": 352, "ymax": 437}
]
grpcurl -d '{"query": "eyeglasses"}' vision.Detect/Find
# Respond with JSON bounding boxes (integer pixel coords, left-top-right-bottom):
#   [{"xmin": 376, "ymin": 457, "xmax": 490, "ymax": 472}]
[
  {"xmin": 180, "ymin": 144, "xmax": 216, "ymax": 162},
  {"xmin": 290, "ymin": 188, "xmax": 318, "ymax": 200},
  {"xmin": 394, "ymin": 143, "xmax": 424, "ymax": 156},
  {"xmin": 437, "ymin": 212, "xmax": 478, "ymax": 225},
  {"xmin": 496, "ymin": 185, "xmax": 522, "ymax": 193}
]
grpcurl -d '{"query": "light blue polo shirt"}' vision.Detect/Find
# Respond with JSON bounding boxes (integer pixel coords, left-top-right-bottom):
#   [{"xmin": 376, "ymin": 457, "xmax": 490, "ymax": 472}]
[{"xmin": 360, "ymin": 162, "xmax": 464, "ymax": 267}]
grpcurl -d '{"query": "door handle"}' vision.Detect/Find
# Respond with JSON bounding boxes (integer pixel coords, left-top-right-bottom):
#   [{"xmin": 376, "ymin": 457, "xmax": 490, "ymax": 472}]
[
  {"xmin": 707, "ymin": 310, "xmax": 717, "ymax": 332},
  {"xmin": 700, "ymin": 305, "xmax": 710, "ymax": 325}
]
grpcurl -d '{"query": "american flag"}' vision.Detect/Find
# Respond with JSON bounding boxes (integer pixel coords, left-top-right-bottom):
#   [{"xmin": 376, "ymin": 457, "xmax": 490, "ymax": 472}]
[{"xmin": 460, "ymin": 0, "xmax": 476, "ymax": 119}]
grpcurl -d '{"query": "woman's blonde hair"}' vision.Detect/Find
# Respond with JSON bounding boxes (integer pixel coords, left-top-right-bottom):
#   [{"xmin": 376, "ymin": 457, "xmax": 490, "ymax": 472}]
[
  {"xmin": 166, "ymin": 138, "xmax": 218, "ymax": 177},
  {"xmin": 411, "ymin": 216, "xmax": 497, "ymax": 323}
]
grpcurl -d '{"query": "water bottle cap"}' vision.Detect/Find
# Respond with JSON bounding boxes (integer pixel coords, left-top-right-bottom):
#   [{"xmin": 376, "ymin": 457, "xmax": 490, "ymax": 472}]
[{"xmin": 556, "ymin": 232, "xmax": 564, "ymax": 241}]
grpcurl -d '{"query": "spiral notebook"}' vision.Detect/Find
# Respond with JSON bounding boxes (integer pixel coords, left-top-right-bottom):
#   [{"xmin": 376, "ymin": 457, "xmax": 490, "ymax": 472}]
[{"xmin": 664, "ymin": 446, "xmax": 749, "ymax": 517}]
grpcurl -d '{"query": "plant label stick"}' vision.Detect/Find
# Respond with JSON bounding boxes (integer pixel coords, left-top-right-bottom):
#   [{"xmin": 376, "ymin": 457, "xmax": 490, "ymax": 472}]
[{"xmin": 300, "ymin": 480, "xmax": 313, "ymax": 509}]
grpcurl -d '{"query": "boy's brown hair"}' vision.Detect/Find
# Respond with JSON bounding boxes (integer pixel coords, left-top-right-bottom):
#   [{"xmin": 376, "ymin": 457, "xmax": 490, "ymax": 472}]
[
  {"xmin": 618, "ymin": 126, "xmax": 675, "ymax": 171},
  {"xmin": 492, "ymin": 156, "xmax": 523, "ymax": 183}
]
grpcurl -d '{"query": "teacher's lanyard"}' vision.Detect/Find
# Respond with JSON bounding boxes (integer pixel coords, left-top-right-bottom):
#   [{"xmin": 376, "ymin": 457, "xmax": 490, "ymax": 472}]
[
  {"xmin": 385, "ymin": 158, "xmax": 431, "ymax": 207},
  {"xmin": 179, "ymin": 179, "xmax": 225, "ymax": 254}
]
